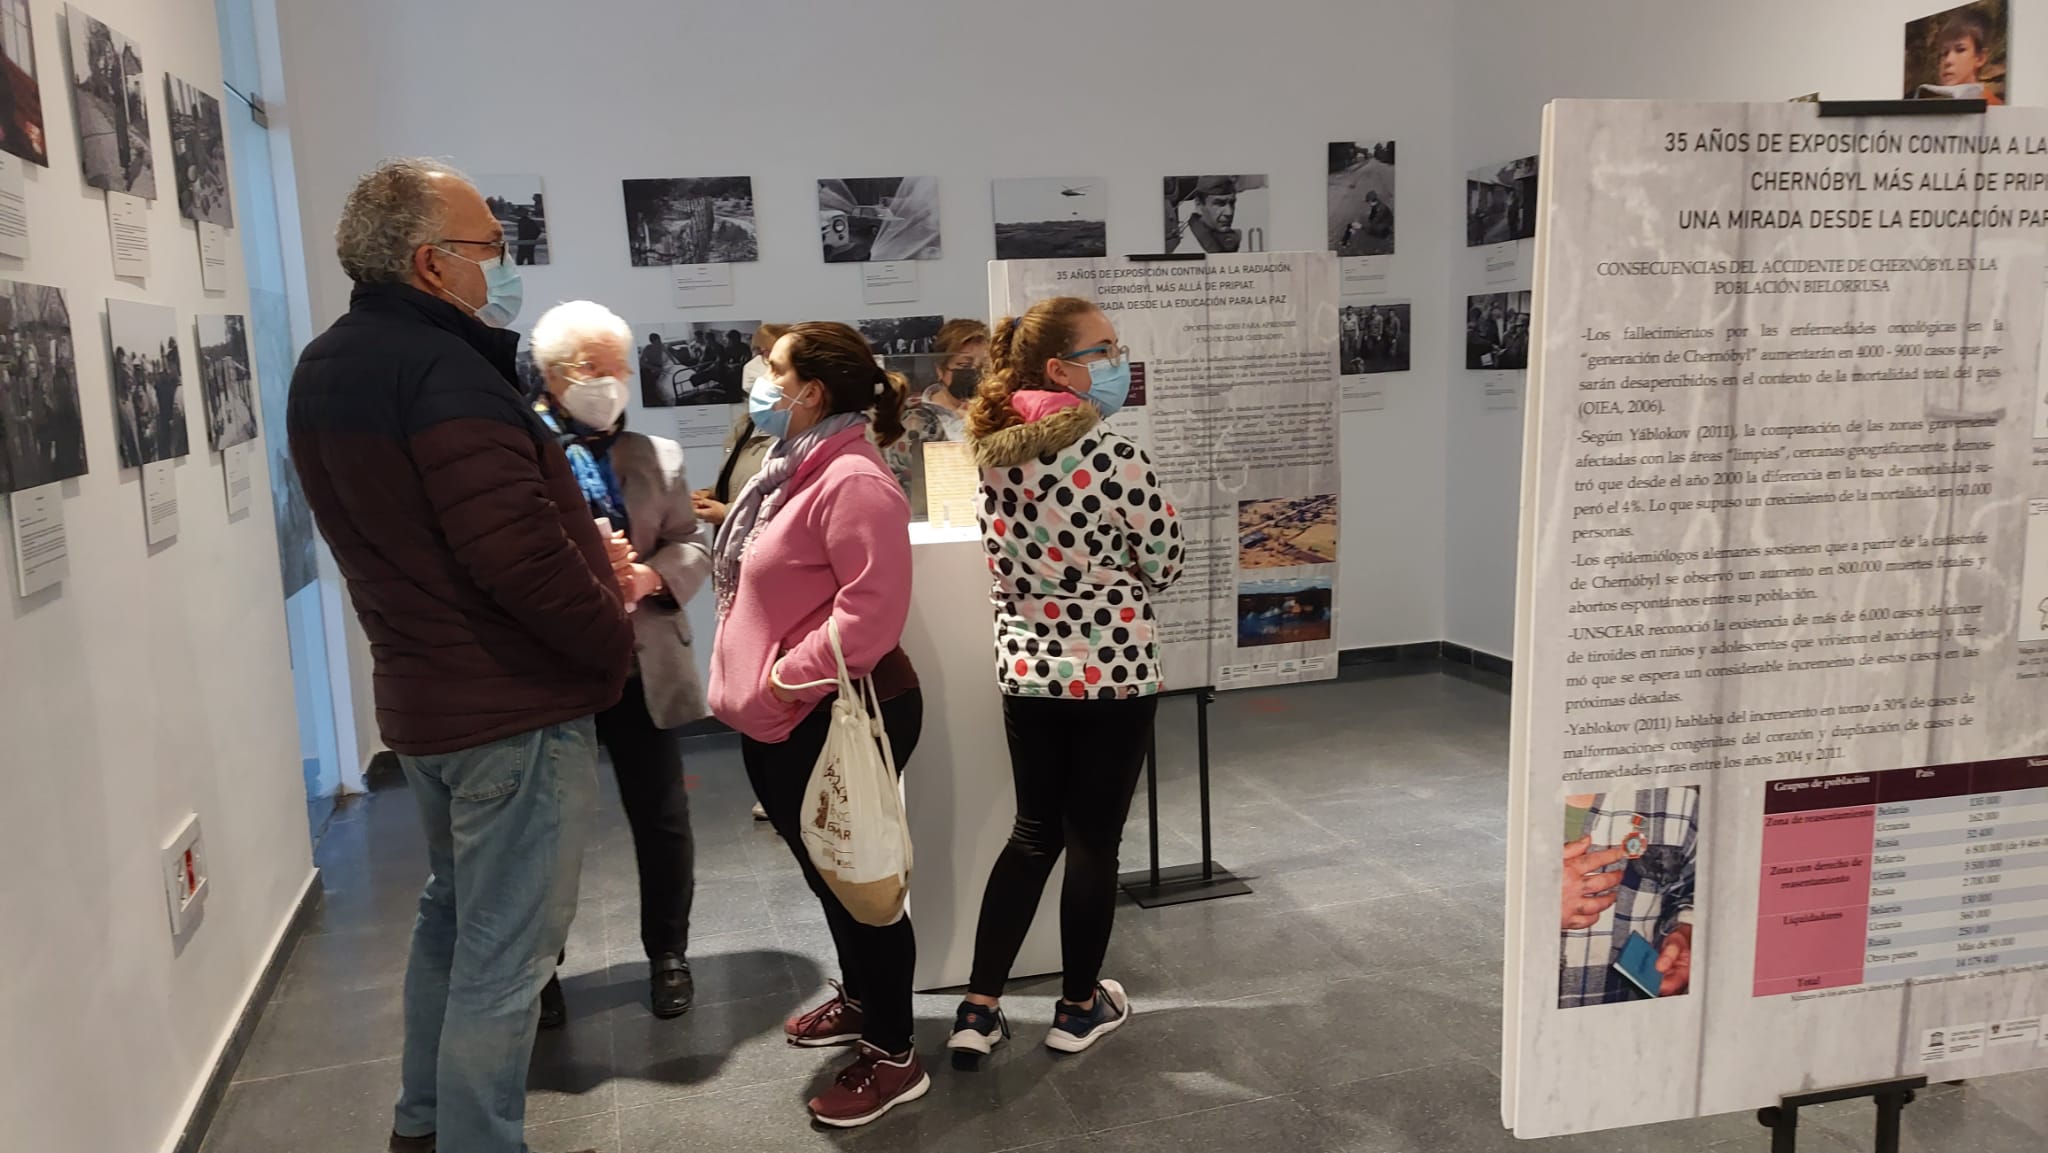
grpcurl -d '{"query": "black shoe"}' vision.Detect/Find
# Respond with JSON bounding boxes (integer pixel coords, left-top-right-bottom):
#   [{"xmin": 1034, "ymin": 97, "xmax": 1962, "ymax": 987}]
[
  {"xmin": 388, "ymin": 1133, "xmax": 434, "ymax": 1153},
  {"xmin": 538, "ymin": 972, "xmax": 566, "ymax": 1030},
  {"xmin": 651, "ymin": 954, "xmax": 694, "ymax": 1019}
]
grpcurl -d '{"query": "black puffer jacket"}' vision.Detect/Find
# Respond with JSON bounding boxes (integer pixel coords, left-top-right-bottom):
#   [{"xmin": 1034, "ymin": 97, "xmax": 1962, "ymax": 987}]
[{"xmin": 288, "ymin": 283, "xmax": 633, "ymax": 754}]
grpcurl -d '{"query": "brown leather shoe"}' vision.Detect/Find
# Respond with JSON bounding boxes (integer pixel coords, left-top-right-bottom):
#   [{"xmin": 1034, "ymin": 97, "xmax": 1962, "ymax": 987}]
[{"xmin": 387, "ymin": 1134, "xmax": 433, "ymax": 1153}]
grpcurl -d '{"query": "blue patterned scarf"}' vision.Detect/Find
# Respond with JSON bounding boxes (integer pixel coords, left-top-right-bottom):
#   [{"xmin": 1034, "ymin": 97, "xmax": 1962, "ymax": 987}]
[{"xmin": 536, "ymin": 398, "xmax": 627, "ymax": 534}]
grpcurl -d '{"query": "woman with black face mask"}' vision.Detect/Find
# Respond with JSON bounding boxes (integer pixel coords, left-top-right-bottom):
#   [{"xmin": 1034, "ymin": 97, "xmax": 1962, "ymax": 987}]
[{"xmin": 879, "ymin": 318, "xmax": 987, "ymax": 495}]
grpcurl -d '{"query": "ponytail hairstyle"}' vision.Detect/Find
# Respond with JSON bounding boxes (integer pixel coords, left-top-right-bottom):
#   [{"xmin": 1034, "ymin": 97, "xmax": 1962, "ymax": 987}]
[
  {"xmin": 966, "ymin": 295, "xmax": 1098, "ymax": 441},
  {"xmin": 782, "ymin": 321, "xmax": 910, "ymax": 447}
]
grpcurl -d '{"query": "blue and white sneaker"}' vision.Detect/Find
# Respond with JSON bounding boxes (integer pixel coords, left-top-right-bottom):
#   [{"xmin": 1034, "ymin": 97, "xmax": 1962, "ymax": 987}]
[
  {"xmin": 947, "ymin": 1000, "xmax": 1011, "ymax": 1069},
  {"xmin": 1045, "ymin": 979, "xmax": 1131, "ymax": 1053}
]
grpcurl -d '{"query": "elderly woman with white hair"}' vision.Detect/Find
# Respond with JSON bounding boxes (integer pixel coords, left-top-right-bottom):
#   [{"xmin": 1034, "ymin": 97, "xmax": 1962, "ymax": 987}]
[{"xmin": 528, "ymin": 299, "xmax": 711, "ymax": 1024}]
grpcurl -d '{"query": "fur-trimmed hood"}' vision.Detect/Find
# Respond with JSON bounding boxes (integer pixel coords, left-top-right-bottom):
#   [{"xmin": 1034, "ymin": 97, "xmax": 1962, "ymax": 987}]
[{"xmin": 972, "ymin": 403, "xmax": 1100, "ymax": 470}]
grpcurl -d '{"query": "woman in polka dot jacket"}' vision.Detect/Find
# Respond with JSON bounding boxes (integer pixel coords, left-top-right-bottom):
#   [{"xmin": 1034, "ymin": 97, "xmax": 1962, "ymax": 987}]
[{"xmin": 946, "ymin": 296, "xmax": 1183, "ymax": 1067}]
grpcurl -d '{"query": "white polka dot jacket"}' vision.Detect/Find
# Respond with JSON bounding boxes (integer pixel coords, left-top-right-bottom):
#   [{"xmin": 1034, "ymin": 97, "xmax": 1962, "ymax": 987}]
[{"xmin": 971, "ymin": 398, "xmax": 1185, "ymax": 699}]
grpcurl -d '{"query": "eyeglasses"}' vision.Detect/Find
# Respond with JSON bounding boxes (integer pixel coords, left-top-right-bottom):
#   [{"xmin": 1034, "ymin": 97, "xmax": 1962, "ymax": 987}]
[
  {"xmin": 435, "ymin": 235, "xmax": 508, "ymax": 263},
  {"xmin": 1061, "ymin": 342, "xmax": 1128, "ymax": 368},
  {"xmin": 561, "ymin": 358, "xmax": 630, "ymax": 378}
]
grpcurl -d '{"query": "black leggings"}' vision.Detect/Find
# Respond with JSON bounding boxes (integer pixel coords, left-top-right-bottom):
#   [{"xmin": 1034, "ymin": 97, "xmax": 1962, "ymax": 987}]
[
  {"xmin": 743, "ymin": 689, "xmax": 922, "ymax": 1054},
  {"xmin": 969, "ymin": 693, "xmax": 1156, "ymax": 1003},
  {"xmin": 594, "ymin": 680, "xmax": 694, "ymax": 960}
]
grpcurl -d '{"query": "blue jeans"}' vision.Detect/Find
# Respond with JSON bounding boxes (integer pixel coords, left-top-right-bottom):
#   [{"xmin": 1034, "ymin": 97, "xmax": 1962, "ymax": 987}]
[{"xmin": 392, "ymin": 718, "xmax": 598, "ymax": 1153}]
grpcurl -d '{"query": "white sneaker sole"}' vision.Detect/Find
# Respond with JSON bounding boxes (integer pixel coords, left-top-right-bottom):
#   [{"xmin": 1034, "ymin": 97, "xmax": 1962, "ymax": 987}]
[
  {"xmin": 947, "ymin": 1024, "xmax": 1009, "ymax": 1055},
  {"xmin": 787, "ymin": 1031, "xmax": 861, "ymax": 1049},
  {"xmin": 1044, "ymin": 980, "xmax": 1131, "ymax": 1053},
  {"xmin": 811, "ymin": 1070, "xmax": 931, "ymax": 1129}
]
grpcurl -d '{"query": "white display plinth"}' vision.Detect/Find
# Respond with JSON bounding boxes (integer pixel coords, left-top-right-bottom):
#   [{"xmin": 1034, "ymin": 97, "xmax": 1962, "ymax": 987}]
[{"xmin": 901, "ymin": 520, "xmax": 1063, "ymax": 991}]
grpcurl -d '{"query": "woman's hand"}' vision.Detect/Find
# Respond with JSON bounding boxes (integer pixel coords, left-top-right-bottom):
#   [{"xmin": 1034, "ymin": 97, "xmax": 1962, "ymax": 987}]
[
  {"xmin": 692, "ymin": 491, "xmax": 728, "ymax": 526},
  {"xmin": 604, "ymin": 529, "xmax": 636, "ymax": 568},
  {"xmin": 618, "ymin": 561, "xmax": 662, "ymax": 608},
  {"xmin": 768, "ymin": 658, "xmax": 800, "ymax": 702}
]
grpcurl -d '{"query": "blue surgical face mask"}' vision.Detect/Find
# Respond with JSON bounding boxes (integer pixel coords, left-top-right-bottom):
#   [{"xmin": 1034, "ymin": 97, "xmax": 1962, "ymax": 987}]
[
  {"xmin": 748, "ymin": 372, "xmax": 793, "ymax": 440},
  {"xmin": 1084, "ymin": 358, "xmax": 1132, "ymax": 418},
  {"xmin": 435, "ymin": 247, "xmax": 524, "ymax": 328}
]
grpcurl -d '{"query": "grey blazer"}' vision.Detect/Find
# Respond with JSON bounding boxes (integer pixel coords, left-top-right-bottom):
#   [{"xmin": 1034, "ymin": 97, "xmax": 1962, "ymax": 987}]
[{"xmin": 609, "ymin": 431, "xmax": 712, "ymax": 729}]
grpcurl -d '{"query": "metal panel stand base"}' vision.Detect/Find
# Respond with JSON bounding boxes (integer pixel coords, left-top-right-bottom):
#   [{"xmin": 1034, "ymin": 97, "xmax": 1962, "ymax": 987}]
[
  {"xmin": 1118, "ymin": 862, "xmax": 1252, "ymax": 907},
  {"xmin": 1117, "ymin": 689, "xmax": 1253, "ymax": 908},
  {"xmin": 1756, "ymin": 1076, "xmax": 1924, "ymax": 1153}
]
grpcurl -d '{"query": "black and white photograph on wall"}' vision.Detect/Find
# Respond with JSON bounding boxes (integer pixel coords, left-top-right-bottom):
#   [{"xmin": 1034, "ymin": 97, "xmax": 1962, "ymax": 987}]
[
  {"xmin": 166, "ymin": 75, "xmax": 230, "ymax": 226},
  {"xmin": 195, "ymin": 313, "xmax": 255, "ymax": 449},
  {"xmin": 1466, "ymin": 291, "xmax": 1532, "ymax": 371},
  {"xmin": 64, "ymin": 4, "xmax": 154, "ymax": 198},
  {"xmin": 622, "ymin": 177, "xmax": 756, "ymax": 266},
  {"xmin": 0, "ymin": 280, "xmax": 87, "ymax": 493},
  {"xmin": 1328, "ymin": 142, "xmax": 1395, "ymax": 256},
  {"xmin": 856, "ymin": 314, "xmax": 943, "ymax": 358},
  {"xmin": 1904, "ymin": 1, "xmax": 2006, "ymax": 102},
  {"xmin": 476, "ymin": 175, "xmax": 546, "ymax": 265},
  {"xmin": 1341, "ymin": 302, "xmax": 1410, "ymax": 375},
  {"xmin": 857, "ymin": 315, "xmax": 946, "ymax": 393},
  {"xmin": 107, "ymin": 298, "xmax": 188, "ymax": 466},
  {"xmin": 637, "ymin": 320, "xmax": 757, "ymax": 408},
  {"xmin": 0, "ymin": 0, "xmax": 49, "ymax": 166},
  {"xmin": 1466, "ymin": 156, "xmax": 1537, "ymax": 246},
  {"xmin": 1164, "ymin": 174, "xmax": 1268, "ymax": 254},
  {"xmin": 818, "ymin": 177, "xmax": 942, "ymax": 263},
  {"xmin": 992, "ymin": 177, "xmax": 1107, "ymax": 260}
]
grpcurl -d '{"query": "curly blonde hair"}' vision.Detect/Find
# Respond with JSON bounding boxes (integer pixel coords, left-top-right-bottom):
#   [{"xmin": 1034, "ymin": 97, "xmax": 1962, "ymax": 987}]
[{"xmin": 965, "ymin": 297, "xmax": 1097, "ymax": 441}]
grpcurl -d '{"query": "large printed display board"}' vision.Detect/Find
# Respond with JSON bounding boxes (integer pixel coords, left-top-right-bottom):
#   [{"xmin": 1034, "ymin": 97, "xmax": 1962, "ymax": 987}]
[
  {"xmin": 1505, "ymin": 100, "xmax": 2048, "ymax": 1138},
  {"xmin": 990, "ymin": 253, "xmax": 1341, "ymax": 693}
]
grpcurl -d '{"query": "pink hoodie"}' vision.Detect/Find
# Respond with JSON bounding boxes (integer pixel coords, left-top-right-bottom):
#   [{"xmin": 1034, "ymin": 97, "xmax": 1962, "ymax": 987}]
[{"xmin": 708, "ymin": 425, "xmax": 913, "ymax": 743}]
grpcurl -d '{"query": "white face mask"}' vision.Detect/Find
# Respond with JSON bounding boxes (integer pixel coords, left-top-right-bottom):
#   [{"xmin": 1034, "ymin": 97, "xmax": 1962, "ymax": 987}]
[
  {"xmin": 742, "ymin": 354, "xmax": 769, "ymax": 390},
  {"xmin": 561, "ymin": 375, "xmax": 627, "ymax": 428}
]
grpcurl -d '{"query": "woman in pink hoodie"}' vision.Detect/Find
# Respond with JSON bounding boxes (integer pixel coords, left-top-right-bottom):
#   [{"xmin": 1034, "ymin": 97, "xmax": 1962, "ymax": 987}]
[
  {"xmin": 945, "ymin": 297, "xmax": 1183, "ymax": 1067},
  {"xmin": 706, "ymin": 321, "xmax": 925, "ymax": 1128}
]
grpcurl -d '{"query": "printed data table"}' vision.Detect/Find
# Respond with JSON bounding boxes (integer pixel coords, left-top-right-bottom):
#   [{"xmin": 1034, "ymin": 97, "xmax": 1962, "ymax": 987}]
[{"xmin": 1756, "ymin": 758, "xmax": 2048, "ymax": 997}]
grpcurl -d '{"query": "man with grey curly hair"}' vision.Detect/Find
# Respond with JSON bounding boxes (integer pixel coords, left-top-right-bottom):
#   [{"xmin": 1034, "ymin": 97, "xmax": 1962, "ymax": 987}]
[{"xmin": 287, "ymin": 158, "xmax": 632, "ymax": 1153}]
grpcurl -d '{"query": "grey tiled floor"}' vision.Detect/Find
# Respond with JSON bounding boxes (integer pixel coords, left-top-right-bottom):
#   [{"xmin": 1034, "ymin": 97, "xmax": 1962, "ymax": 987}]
[{"xmin": 200, "ymin": 665, "xmax": 2048, "ymax": 1153}]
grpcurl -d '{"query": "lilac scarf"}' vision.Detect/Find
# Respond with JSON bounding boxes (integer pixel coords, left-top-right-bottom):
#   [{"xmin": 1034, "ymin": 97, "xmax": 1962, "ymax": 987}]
[{"xmin": 713, "ymin": 412, "xmax": 867, "ymax": 620}]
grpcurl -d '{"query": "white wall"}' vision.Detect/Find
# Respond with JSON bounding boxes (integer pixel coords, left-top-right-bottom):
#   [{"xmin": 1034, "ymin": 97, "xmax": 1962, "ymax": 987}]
[
  {"xmin": 0, "ymin": 2, "xmax": 315, "ymax": 1152},
  {"xmin": 1444, "ymin": 0, "xmax": 2048, "ymax": 658},
  {"xmin": 273, "ymin": 0, "xmax": 2040, "ymax": 692},
  {"xmin": 272, "ymin": 0, "xmax": 1457, "ymax": 733}
]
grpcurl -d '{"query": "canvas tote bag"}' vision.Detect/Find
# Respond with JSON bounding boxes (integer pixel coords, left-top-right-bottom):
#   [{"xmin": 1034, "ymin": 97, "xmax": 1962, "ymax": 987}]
[{"xmin": 771, "ymin": 619, "xmax": 913, "ymax": 926}]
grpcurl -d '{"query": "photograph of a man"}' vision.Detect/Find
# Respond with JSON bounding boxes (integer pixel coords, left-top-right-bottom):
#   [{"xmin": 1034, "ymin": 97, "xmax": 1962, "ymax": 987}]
[
  {"xmin": 1164, "ymin": 174, "xmax": 1268, "ymax": 254},
  {"xmin": 1558, "ymin": 785, "xmax": 1698, "ymax": 1008}
]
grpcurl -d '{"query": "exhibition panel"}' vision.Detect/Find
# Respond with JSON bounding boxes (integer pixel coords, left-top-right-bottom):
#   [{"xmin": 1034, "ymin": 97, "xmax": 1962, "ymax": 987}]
[
  {"xmin": 991, "ymin": 253, "xmax": 1343, "ymax": 693},
  {"xmin": 1507, "ymin": 97, "xmax": 2048, "ymax": 1137}
]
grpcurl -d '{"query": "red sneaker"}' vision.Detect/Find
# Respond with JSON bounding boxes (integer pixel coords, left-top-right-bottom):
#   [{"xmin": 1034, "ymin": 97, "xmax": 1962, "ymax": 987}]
[
  {"xmin": 785, "ymin": 980, "xmax": 864, "ymax": 1048},
  {"xmin": 808, "ymin": 1043, "xmax": 931, "ymax": 1128}
]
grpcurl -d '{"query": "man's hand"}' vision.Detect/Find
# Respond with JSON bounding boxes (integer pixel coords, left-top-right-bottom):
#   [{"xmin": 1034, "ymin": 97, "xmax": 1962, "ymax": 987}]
[
  {"xmin": 692, "ymin": 492, "xmax": 727, "ymax": 526},
  {"xmin": 1561, "ymin": 836, "xmax": 1628, "ymax": 931},
  {"xmin": 1656, "ymin": 923, "xmax": 1694, "ymax": 996}
]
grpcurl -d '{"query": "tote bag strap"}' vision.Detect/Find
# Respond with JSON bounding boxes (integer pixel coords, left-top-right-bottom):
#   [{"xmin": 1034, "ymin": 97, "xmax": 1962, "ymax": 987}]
[{"xmin": 768, "ymin": 618, "xmax": 864, "ymax": 705}]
